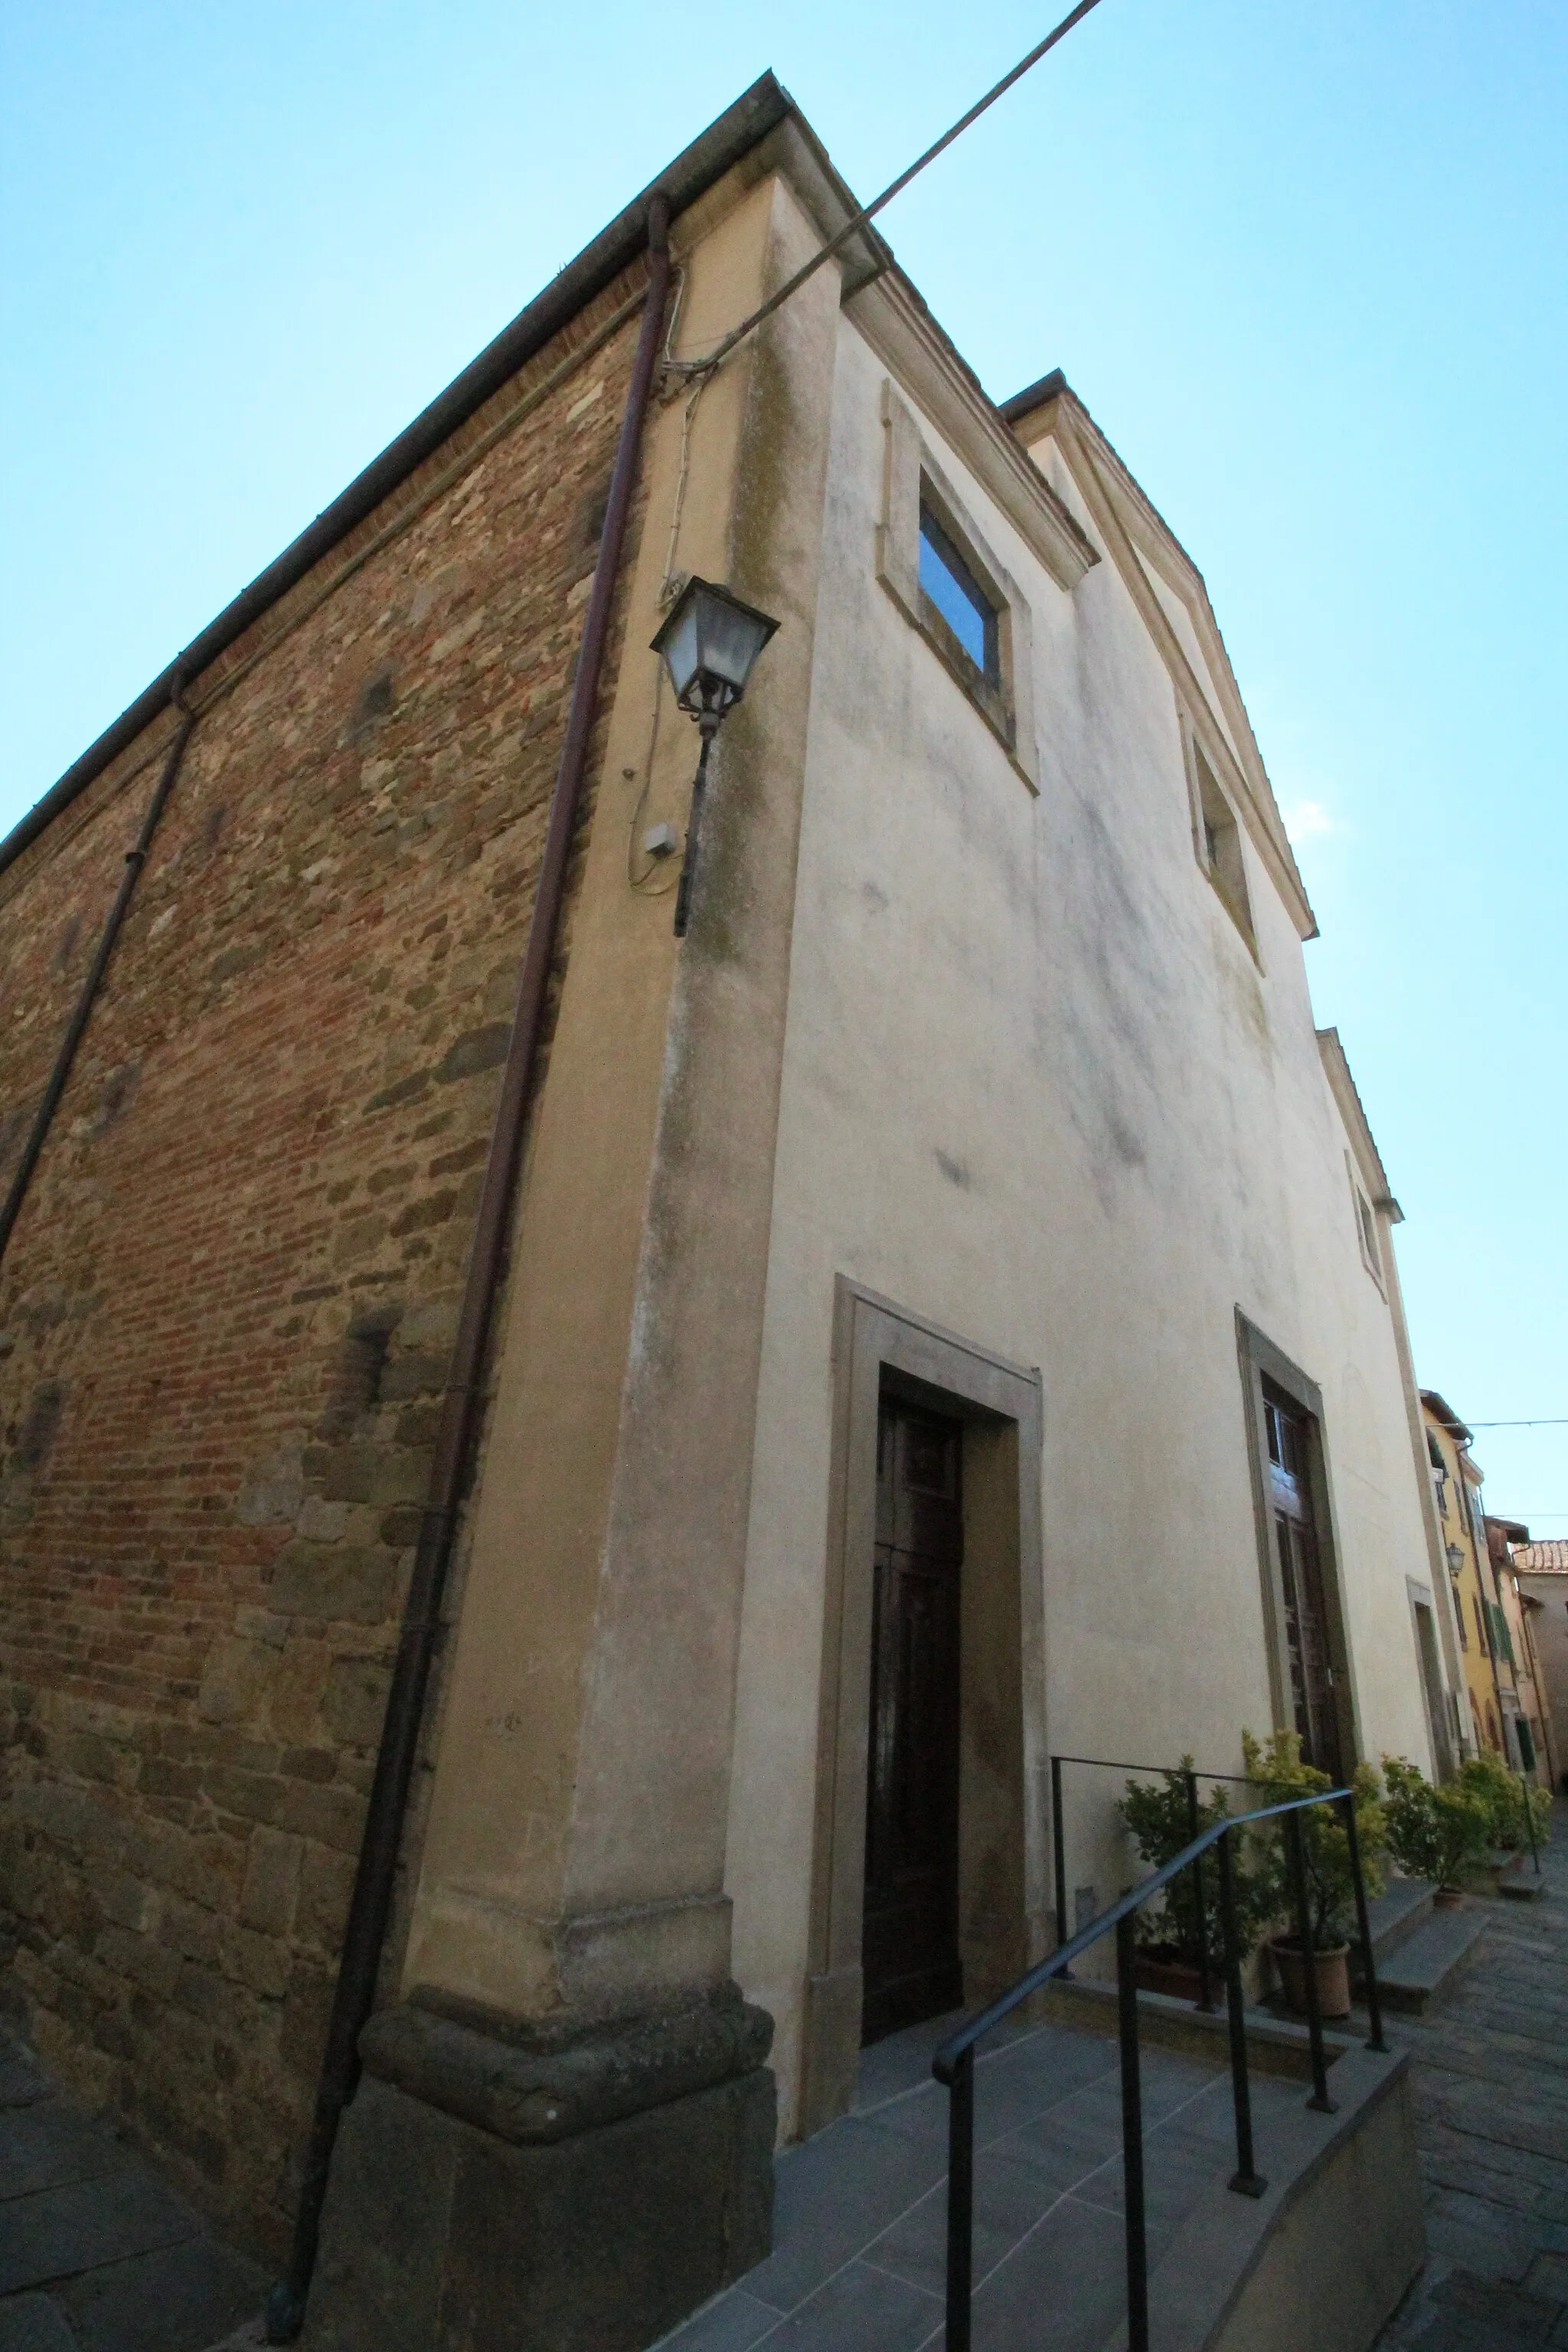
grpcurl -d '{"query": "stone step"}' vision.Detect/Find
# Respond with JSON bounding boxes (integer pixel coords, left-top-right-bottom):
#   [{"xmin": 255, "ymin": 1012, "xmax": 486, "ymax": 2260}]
[
  {"xmin": 1372, "ymin": 1905, "xmax": 1491, "ymax": 2014},
  {"xmin": 1494, "ymin": 1851, "xmax": 1547, "ymax": 1901},
  {"xmin": 1362, "ymin": 1874, "xmax": 1436, "ymax": 1964}
]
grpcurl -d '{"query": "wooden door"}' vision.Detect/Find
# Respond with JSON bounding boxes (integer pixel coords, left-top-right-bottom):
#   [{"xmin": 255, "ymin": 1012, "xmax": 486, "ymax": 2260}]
[
  {"xmin": 861, "ymin": 1396, "xmax": 964, "ymax": 2044},
  {"xmin": 1264, "ymin": 1392, "xmax": 1344, "ymax": 1782}
]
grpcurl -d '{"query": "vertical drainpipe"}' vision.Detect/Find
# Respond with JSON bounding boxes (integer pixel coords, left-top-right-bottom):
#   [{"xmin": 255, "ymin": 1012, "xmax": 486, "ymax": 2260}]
[{"xmin": 266, "ymin": 187, "xmax": 674, "ymax": 2343}]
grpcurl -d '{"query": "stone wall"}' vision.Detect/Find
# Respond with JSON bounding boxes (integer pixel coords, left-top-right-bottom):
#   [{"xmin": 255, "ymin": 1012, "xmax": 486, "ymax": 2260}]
[{"xmin": 0, "ymin": 258, "xmax": 652, "ymax": 2258}]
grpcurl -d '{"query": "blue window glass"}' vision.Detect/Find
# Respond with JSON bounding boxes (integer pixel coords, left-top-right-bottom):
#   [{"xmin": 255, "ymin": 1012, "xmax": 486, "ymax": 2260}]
[{"xmin": 918, "ymin": 503, "xmax": 998, "ymax": 684}]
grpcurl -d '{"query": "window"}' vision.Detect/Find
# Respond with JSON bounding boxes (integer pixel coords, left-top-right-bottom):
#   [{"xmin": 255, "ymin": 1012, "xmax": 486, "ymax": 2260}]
[
  {"xmin": 1187, "ymin": 733, "xmax": 1255, "ymax": 949},
  {"xmin": 876, "ymin": 380, "xmax": 1038, "ymax": 786},
  {"xmin": 918, "ymin": 503, "xmax": 999, "ymax": 686},
  {"xmin": 1348, "ymin": 1162, "xmax": 1386, "ymax": 1289}
]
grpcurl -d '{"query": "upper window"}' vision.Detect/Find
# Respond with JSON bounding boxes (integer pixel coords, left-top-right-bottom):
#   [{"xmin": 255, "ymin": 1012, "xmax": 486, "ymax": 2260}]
[
  {"xmin": 919, "ymin": 504, "xmax": 1000, "ymax": 688},
  {"xmin": 1187, "ymin": 732, "xmax": 1256, "ymax": 952},
  {"xmin": 876, "ymin": 381, "xmax": 1038, "ymax": 787},
  {"xmin": 1349, "ymin": 1166, "xmax": 1384, "ymax": 1289}
]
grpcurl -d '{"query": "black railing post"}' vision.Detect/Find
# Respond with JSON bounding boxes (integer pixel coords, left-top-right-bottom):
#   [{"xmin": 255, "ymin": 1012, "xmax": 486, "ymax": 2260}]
[
  {"xmin": 1184, "ymin": 1767, "xmax": 1216, "ymax": 2014},
  {"xmin": 945, "ymin": 2043, "xmax": 974, "ymax": 2352},
  {"xmin": 1217, "ymin": 1826, "xmax": 1266, "ymax": 2197},
  {"xmin": 1116, "ymin": 1913, "xmax": 1150, "ymax": 2352},
  {"xmin": 1051, "ymin": 1754, "xmax": 1069, "ymax": 1968},
  {"xmin": 1521, "ymin": 1772, "xmax": 1542, "ymax": 1876},
  {"xmin": 1286, "ymin": 1806, "xmax": 1336, "ymax": 2114},
  {"xmin": 1342, "ymin": 1789, "xmax": 1387, "ymax": 2054}
]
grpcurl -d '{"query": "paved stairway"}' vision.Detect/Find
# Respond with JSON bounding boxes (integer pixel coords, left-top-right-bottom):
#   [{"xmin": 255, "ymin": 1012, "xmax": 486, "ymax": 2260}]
[
  {"xmin": 1377, "ymin": 1796, "xmax": 1568, "ymax": 2350},
  {"xmin": 655, "ymin": 2006, "xmax": 1321, "ymax": 2352}
]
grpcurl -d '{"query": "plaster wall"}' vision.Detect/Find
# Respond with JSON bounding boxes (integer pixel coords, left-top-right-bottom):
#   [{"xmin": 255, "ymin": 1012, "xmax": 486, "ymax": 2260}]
[
  {"xmin": 726, "ymin": 309, "xmax": 1439, "ymax": 2132},
  {"xmin": 404, "ymin": 158, "xmax": 844, "ymax": 2027},
  {"xmin": 1517, "ymin": 1577, "xmax": 1568, "ymax": 1782}
]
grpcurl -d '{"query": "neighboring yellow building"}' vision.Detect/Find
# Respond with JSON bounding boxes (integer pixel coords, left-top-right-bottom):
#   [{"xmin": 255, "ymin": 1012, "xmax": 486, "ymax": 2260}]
[{"xmin": 1421, "ymin": 1393, "xmax": 1503, "ymax": 1759}]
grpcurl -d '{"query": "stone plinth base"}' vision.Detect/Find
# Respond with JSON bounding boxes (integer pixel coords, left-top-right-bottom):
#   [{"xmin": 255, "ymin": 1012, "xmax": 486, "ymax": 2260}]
[{"xmin": 301, "ymin": 1987, "xmax": 775, "ymax": 2352}]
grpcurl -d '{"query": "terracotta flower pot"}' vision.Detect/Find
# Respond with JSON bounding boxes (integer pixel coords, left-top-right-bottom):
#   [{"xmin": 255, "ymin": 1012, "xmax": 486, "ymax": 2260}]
[
  {"xmin": 1134, "ymin": 1953, "xmax": 1208, "ymax": 2004},
  {"xmin": 1433, "ymin": 1886, "xmax": 1466, "ymax": 1911},
  {"xmin": 1269, "ymin": 1935, "xmax": 1351, "ymax": 2020}
]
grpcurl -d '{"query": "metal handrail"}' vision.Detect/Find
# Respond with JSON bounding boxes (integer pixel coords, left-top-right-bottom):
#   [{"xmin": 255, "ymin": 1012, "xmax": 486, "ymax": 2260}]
[{"xmin": 931, "ymin": 1784, "xmax": 1389, "ymax": 2352}]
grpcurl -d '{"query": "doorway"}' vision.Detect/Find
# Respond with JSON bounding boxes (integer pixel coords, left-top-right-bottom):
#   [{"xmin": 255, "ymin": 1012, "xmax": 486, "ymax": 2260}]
[
  {"xmin": 861, "ymin": 1396, "xmax": 965, "ymax": 2044},
  {"xmin": 1264, "ymin": 1387, "xmax": 1344, "ymax": 1783},
  {"xmin": 801, "ymin": 1280, "xmax": 1045, "ymax": 2135},
  {"xmin": 1410, "ymin": 1592, "xmax": 1455, "ymax": 1781}
]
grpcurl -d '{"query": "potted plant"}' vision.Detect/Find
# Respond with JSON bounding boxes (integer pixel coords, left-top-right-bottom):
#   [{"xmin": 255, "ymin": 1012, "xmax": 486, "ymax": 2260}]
[
  {"xmin": 1459, "ymin": 1750, "xmax": 1552, "ymax": 1864},
  {"xmin": 1243, "ymin": 1729, "xmax": 1386, "ymax": 2020},
  {"xmin": 1118, "ymin": 1762, "xmax": 1263, "ymax": 1998},
  {"xmin": 1381, "ymin": 1755, "xmax": 1489, "ymax": 1906}
]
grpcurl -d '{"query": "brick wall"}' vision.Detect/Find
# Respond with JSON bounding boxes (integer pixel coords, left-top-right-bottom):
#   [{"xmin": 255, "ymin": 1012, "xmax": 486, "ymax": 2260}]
[{"xmin": 0, "ymin": 260, "xmax": 652, "ymax": 2256}]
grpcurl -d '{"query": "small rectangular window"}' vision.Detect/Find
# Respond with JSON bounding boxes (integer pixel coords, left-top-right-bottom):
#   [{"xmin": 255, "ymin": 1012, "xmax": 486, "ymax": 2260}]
[
  {"xmin": 1353, "ymin": 1180, "xmax": 1383, "ymax": 1285},
  {"xmin": 1189, "ymin": 736, "xmax": 1255, "ymax": 949},
  {"xmin": 919, "ymin": 502, "xmax": 1000, "ymax": 686}
]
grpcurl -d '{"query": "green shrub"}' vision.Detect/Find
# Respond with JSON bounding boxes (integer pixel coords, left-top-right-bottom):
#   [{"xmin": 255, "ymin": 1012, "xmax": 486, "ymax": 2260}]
[
  {"xmin": 1459, "ymin": 1751, "xmax": 1552, "ymax": 1851},
  {"xmin": 1117, "ymin": 1761, "xmax": 1269, "ymax": 1968},
  {"xmin": 1242, "ymin": 1728, "xmax": 1386, "ymax": 1949},
  {"xmin": 1381, "ymin": 1755, "xmax": 1490, "ymax": 1888}
]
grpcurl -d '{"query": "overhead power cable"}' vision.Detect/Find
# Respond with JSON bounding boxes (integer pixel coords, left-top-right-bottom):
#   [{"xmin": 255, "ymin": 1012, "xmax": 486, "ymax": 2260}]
[
  {"xmin": 683, "ymin": 0, "xmax": 1107, "ymax": 377},
  {"xmin": 1468, "ymin": 1419, "xmax": 1568, "ymax": 1429}
]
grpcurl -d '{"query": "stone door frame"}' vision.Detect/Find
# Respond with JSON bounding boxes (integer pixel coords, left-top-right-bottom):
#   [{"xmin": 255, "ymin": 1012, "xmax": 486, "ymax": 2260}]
[{"xmin": 799, "ymin": 1277, "xmax": 1046, "ymax": 2135}]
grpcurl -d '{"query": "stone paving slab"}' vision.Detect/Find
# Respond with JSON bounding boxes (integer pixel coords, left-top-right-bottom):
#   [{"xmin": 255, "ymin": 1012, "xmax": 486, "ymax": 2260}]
[
  {"xmin": 1377, "ymin": 1798, "xmax": 1568, "ymax": 2350},
  {"xmin": 655, "ymin": 2004, "xmax": 1343, "ymax": 2352},
  {"xmin": 1379, "ymin": 1909, "xmax": 1492, "ymax": 2014},
  {"xmin": 0, "ymin": 2023, "xmax": 265, "ymax": 2352}
]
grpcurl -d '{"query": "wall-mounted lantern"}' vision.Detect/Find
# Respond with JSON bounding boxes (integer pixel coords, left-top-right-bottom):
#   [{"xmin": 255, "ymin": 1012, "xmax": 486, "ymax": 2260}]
[
  {"xmin": 651, "ymin": 576, "xmax": 779, "ymax": 937},
  {"xmin": 1446, "ymin": 1544, "xmax": 1465, "ymax": 1576}
]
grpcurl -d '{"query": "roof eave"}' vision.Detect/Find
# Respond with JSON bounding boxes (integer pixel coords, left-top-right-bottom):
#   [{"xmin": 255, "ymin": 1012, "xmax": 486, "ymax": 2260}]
[{"xmin": 1, "ymin": 71, "xmax": 799, "ymax": 882}]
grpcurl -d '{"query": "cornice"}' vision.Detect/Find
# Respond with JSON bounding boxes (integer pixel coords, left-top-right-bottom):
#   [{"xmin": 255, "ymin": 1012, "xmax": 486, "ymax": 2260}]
[
  {"xmin": 1011, "ymin": 388, "xmax": 1317, "ymax": 942},
  {"xmin": 845, "ymin": 274, "xmax": 1098, "ymax": 595},
  {"xmin": 1318, "ymin": 1027, "xmax": 1401, "ymax": 1218}
]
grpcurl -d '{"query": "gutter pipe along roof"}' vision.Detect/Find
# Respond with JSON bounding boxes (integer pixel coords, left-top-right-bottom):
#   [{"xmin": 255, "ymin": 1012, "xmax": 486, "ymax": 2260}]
[{"xmin": 0, "ymin": 73, "xmax": 794, "ymax": 883}]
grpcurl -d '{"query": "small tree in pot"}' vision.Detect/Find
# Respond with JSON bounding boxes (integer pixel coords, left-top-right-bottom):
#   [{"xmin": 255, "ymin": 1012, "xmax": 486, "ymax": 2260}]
[
  {"xmin": 1381, "ymin": 1755, "xmax": 1490, "ymax": 1902},
  {"xmin": 1459, "ymin": 1750, "xmax": 1552, "ymax": 1856},
  {"xmin": 1243, "ymin": 1729, "xmax": 1386, "ymax": 2019},
  {"xmin": 1118, "ymin": 1762, "xmax": 1268, "ymax": 1997}
]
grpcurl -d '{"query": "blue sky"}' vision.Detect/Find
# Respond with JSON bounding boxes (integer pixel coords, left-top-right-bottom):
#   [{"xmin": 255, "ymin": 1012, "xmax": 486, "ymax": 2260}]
[{"xmin": 3, "ymin": 0, "xmax": 1564, "ymax": 1524}]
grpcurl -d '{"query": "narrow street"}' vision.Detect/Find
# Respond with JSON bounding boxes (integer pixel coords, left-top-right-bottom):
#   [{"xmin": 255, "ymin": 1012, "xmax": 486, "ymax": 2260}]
[{"xmin": 1379, "ymin": 1798, "xmax": 1568, "ymax": 2349}]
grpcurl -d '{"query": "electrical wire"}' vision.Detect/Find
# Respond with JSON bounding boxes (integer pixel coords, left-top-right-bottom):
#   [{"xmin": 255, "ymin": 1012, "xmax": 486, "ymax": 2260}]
[
  {"xmin": 675, "ymin": 0, "xmax": 1107, "ymax": 382},
  {"xmin": 1467, "ymin": 1419, "xmax": 1568, "ymax": 1429}
]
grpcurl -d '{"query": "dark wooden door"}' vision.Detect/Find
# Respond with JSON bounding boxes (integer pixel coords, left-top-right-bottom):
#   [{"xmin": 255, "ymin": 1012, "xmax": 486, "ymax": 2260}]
[
  {"xmin": 1264, "ymin": 1392, "xmax": 1344, "ymax": 1783},
  {"xmin": 861, "ymin": 1396, "xmax": 964, "ymax": 2045}
]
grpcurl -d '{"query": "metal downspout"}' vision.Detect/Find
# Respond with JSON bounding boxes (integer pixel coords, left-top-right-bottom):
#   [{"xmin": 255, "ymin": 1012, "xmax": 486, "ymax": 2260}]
[
  {"xmin": 266, "ymin": 185, "xmax": 674, "ymax": 2343},
  {"xmin": 0, "ymin": 696, "xmax": 197, "ymax": 1272}
]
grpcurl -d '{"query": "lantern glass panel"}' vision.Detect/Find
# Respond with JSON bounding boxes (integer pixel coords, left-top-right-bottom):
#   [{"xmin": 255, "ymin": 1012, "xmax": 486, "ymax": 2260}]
[
  {"xmin": 660, "ymin": 605, "xmax": 704, "ymax": 705},
  {"xmin": 697, "ymin": 595, "xmax": 771, "ymax": 693}
]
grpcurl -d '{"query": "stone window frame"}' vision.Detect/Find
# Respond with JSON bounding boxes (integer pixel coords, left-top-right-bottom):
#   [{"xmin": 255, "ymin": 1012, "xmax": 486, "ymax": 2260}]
[
  {"xmin": 1346, "ymin": 1154, "xmax": 1388, "ymax": 1297},
  {"xmin": 1181, "ymin": 710, "xmax": 1259, "ymax": 959},
  {"xmin": 876, "ymin": 380, "xmax": 1040, "ymax": 792},
  {"xmin": 799, "ymin": 1276, "xmax": 1047, "ymax": 2136}
]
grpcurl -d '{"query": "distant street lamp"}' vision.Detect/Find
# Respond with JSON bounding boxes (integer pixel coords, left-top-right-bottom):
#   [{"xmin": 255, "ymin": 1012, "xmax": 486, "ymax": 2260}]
[
  {"xmin": 1446, "ymin": 1544, "xmax": 1465, "ymax": 1576},
  {"xmin": 651, "ymin": 576, "xmax": 779, "ymax": 937}
]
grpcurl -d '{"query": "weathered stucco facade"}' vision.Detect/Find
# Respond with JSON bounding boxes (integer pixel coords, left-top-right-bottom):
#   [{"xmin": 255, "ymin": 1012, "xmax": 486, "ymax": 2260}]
[{"xmin": 2, "ymin": 76, "xmax": 1459, "ymax": 2350}]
